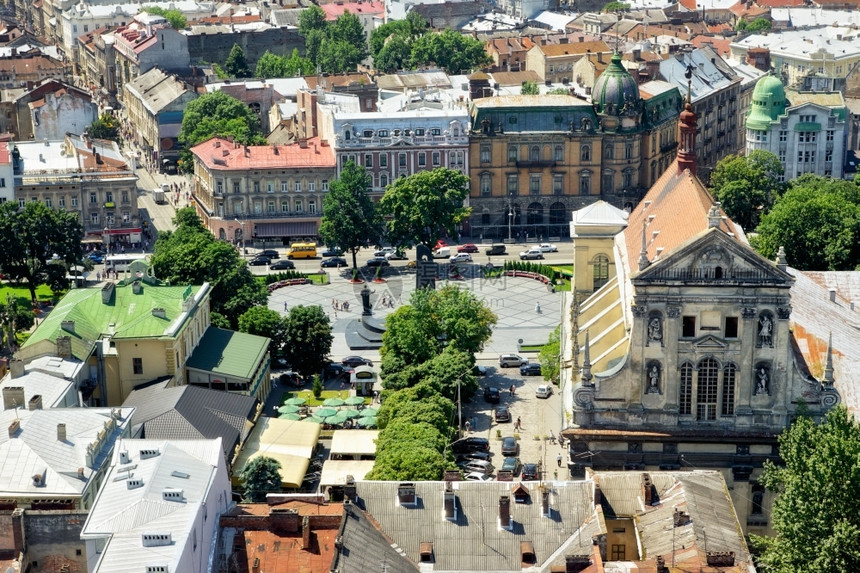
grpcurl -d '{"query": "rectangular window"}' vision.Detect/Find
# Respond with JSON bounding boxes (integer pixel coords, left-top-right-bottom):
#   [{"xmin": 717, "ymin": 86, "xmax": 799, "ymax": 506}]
[
  {"xmin": 308, "ymin": 181, "xmax": 315, "ymax": 192},
  {"xmin": 253, "ymin": 181, "xmax": 260, "ymax": 193},
  {"xmin": 399, "ymin": 153, "xmax": 407, "ymax": 168},
  {"xmin": 105, "ymin": 191, "xmax": 113, "ymax": 203},
  {"xmin": 18, "ymin": 199, "xmax": 25, "ymax": 208},
  {"xmin": 481, "ymin": 146, "xmax": 491, "ymax": 163},
  {"xmin": 682, "ymin": 316, "xmax": 696, "ymax": 338},
  {"xmin": 133, "ymin": 358, "xmax": 143, "ymax": 375},
  {"xmin": 90, "ymin": 192, "xmax": 97, "ymax": 204},
  {"xmin": 508, "ymin": 145, "xmax": 517, "ymax": 162},
  {"xmin": 295, "ymin": 201, "xmax": 302, "ymax": 213},
  {"xmin": 322, "ymin": 180, "xmax": 329, "ymax": 192},
  {"xmin": 267, "ymin": 183, "xmax": 273, "ymax": 193},
  {"xmin": 680, "ymin": 364, "xmax": 692, "ymax": 415},
  {"xmin": 309, "ymin": 200, "xmax": 316, "ymax": 214},
  {"xmin": 234, "ymin": 182, "xmax": 240, "ymax": 194},
  {"xmin": 0, "ymin": 177, "xmax": 5, "ymax": 187},
  {"xmin": 281, "ymin": 181, "xmax": 288, "ymax": 192},
  {"xmin": 378, "ymin": 129, "xmax": 389, "ymax": 137},
  {"xmin": 90, "ymin": 212, "xmax": 98, "ymax": 224},
  {"xmin": 722, "ymin": 365, "xmax": 736, "ymax": 416},
  {"xmin": 59, "ymin": 197, "xmax": 65, "ymax": 208},
  {"xmin": 529, "ymin": 174, "xmax": 541, "ymax": 195},
  {"xmin": 380, "ymin": 154, "xmax": 388, "ymax": 168},
  {"xmin": 431, "ymin": 128, "xmax": 441, "ymax": 136},
  {"xmin": 216, "ymin": 181, "xmax": 223, "ymax": 194},
  {"xmin": 580, "ymin": 176, "xmax": 590, "ymax": 195},
  {"xmin": 282, "ymin": 203, "xmax": 289, "ymax": 213},
  {"xmin": 553, "ymin": 174, "xmax": 563, "ymax": 195},
  {"xmin": 610, "ymin": 545, "xmax": 625, "ymax": 560},
  {"xmin": 364, "ymin": 153, "xmax": 373, "ymax": 168},
  {"xmin": 363, "ymin": 130, "xmax": 373, "ymax": 138},
  {"xmin": 418, "ymin": 153, "xmax": 426, "ymax": 167},
  {"xmin": 507, "ymin": 175, "xmax": 518, "ymax": 195},
  {"xmin": 45, "ymin": 198, "xmax": 52, "ymax": 208},
  {"xmin": 432, "ymin": 152, "xmax": 440, "ymax": 166},
  {"xmin": 267, "ymin": 201, "xmax": 275, "ymax": 212},
  {"xmin": 295, "ymin": 181, "xmax": 302, "ymax": 192},
  {"xmin": 826, "ymin": 130, "xmax": 834, "ymax": 141},
  {"xmin": 122, "ymin": 190, "xmax": 129, "ymax": 203},
  {"xmin": 725, "ymin": 316, "xmax": 738, "ymax": 338},
  {"xmin": 779, "ymin": 131, "xmax": 787, "ymax": 142},
  {"xmin": 71, "ymin": 197, "xmax": 78, "ymax": 207}
]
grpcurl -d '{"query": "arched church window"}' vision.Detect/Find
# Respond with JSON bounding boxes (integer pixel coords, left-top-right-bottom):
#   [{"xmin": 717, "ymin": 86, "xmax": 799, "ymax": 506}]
[
  {"xmin": 697, "ymin": 358, "xmax": 719, "ymax": 421},
  {"xmin": 722, "ymin": 363, "xmax": 736, "ymax": 416},
  {"xmin": 679, "ymin": 362, "xmax": 693, "ymax": 415}
]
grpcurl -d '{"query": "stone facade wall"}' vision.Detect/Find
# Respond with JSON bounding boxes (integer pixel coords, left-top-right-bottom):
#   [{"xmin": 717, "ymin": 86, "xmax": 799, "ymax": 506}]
[{"xmin": 187, "ymin": 28, "xmax": 304, "ymax": 70}]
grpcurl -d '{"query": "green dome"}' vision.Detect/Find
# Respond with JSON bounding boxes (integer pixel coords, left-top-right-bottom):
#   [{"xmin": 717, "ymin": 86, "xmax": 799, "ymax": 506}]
[
  {"xmin": 592, "ymin": 53, "xmax": 640, "ymax": 116},
  {"xmin": 746, "ymin": 75, "xmax": 787, "ymax": 130}
]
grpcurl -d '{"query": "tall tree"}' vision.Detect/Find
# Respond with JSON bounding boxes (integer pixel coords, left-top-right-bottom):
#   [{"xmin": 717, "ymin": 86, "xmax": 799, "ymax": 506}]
[
  {"xmin": 0, "ymin": 293, "xmax": 35, "ymax": 353},
  {"xmin": 223, "ymin": 43, "xmax": 252, "ymax": 78},
  {"xmin": 318, "ymin": 160, "xmax": 380, "ymax": 269},
  {"xmin": 298, "ymin": 5, "xmax": 327, "ymax": 65},
  {"xmin": 369, "ymin": 13, "xmax": 427, "ymax": 61},
  {"xmin": 88, "ymin": 113, "xmax": 120, "ymax": 141},
  {"xmin": 282, "ymin": 305, "xmax": 333, "ymax": 378},
  {"xmin": 238, "ymin": 306, "xmax": 286, "ymax": 354},
  {"xmin": 538, "ymin": 325, "xmax": 561, "ymax": 384},
  {"xmin": 372, "ymin": 35, "xmax": 411, "ymax": 73},
  {"xmin": 238, "ymin": 456, "xmax": 282, "ymax": 502},
  {"xmin": 409, "ymin": 29, "xmax": 491, "ymax": 74},
  {"xmin": 330, "ymin": 11, "xmax": 368, "ymax": 57},
  {"xmin": 0, "ymin": 201, "xmax": 84, "ymax": 302},
  {"xmin": 708, "ymin": 150, "xmax": 783, "ymax": 231},
  {"xmin": 151, "ymin": 208, "xmax": 267, "ymax": 327},
  {"xmin": 255, "ymin": 49, "xmax": 315, "ymax": 78},
  {"xmin": 378, "ymin": 167, "xmax": 471, "ymax": 249},
  {"xmin": 141, "ymin": 5, "xmax": 186, "ymax": 29},
  {"xmin": 751, "ymin": 406, "xmax": 860, "ymax": 573},
  {"xmin": 318, "ymin": 40, "xmax": 365, "ymax": 74},
  {"xmin": 752, "ymin": 175, "xmax": 860, "ymax": 270}
]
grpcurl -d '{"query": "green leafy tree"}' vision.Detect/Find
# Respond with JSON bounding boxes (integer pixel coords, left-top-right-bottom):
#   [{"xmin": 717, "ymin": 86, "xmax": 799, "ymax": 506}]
[
  {"xmin": 141, "ymin": 6, "xmax": 186, "ymax": 29},
  {"xmin": 753, "ymin": 175, "xmax": 860, "ymax": 270},
  {"xmin": 364, "ymin": 442, "xmax": 448, "ymax": 480},
  {"xmin": 151, "ymin": 208, "xmax": 267, "ymax": 327},
  {"xmin": 255, "ymin": 49, "xmax": 315, "ymax": 78},
  {"xmin": 538, "ymin": 326, "xmax": 561, "ymax": 384},
  {"xmin": 0, "ymin": 293, "xmax": 35, "ymax": 353},
  {"xmin": 88, "ymin": 113, "xmax": 120, "ymax": 141},
  {"xmin": 318, "ymin": 161, "xmax": 380, "ymax": 269},
  {"xmin": 378, "ymin": 167, "xmax": 472, "ymax": 249},
  {"xmin": 282, "ymin": 305, "xmax": 333, "ymax": 378},
  {"xmin": 238, "ymin": 456, "xmax": 282, "ymax": 502},
  {"xmin": 0, "ymin": 201, "xmax": 84, "ymax": 302},
  {"xmin": 409, "ymin": 29, "xmax": 491, "ymax": 74},
  {"xmin": 708, "ymin": 150, "xmax": 783, "ymax": 231},
  {"xmin": 375, "ymin": 419, "xmax": 448, "ymax": 453},
  {"xmin": 238, "ymin": 306, "xmax": 286, "ymax": 354},
  {"xmin": 376, "ymin": 382, "xmax": 455, "ymax": 434},
  {"xmin": 382, "ymin": 347, "xmax": 478, "ymax": 402},
  {"xmin": 369, "ymin": 13, "xmax": 427, "ymax": 61},
  {"xmin": 548, "ymin": 87, "xmax": 571, "ymax": 95},
  {"xmin": 602, "ymin": 1, "xmax": 630, "ymax": 11},
  {"xmin": 374, "ymin": 35, "xmax": 412, "ymax": 73},
  {"xmin": 299, "ymin": 6, "xmax": 328, "ymax": 65},
  {"xmin": 224, "ymin": 43, "xmax": 252, "ymax": 78},
  {"xmin": 330, "ymin": 12, "xmax": 368, "ymax": 57},
  {"xmin": 312, "ymin": 374, "xmax": 323, "ymax": 399},
  {"xmin": 751, "ymin": 406, "xmax": 860, "ymax": 572},
  {"xmin": 747, "ymin": 17, "xmax": 771, "ymax": 31},
  {"xmin": 303, "ymin": 28, "xmax": 326, "ymax": 66},
  {"xmin": 318, "ymin": 40, "xmax": 365, "ymax": 74},
  {"xmin": 521, "ymin": 81, "xmax": 540, "ymax": 95}
]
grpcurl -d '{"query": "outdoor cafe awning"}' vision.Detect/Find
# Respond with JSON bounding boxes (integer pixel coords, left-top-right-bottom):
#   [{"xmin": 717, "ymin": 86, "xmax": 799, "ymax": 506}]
[{"xmin": 255, "ymin": 222, "xmax": 318, "ymax": 237}]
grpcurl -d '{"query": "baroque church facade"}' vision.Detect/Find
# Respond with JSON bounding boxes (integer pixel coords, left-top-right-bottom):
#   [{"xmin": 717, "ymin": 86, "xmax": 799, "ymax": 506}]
[{"xmin": 560, "ymin": 92, "xmax": 841, "ymax": 537}]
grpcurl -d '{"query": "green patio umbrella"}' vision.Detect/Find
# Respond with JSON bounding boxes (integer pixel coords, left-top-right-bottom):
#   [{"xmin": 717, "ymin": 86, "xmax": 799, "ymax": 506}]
[
  {"xmin": 355, "ymin": 417, "xmax": 377, "ymax": 427},
  {"xmin": 341, "ymin": 408, "xmax": 361, "ymax": 419},
  {"xmin": 278, "ymin": 404, "xmax": 301, "ymax": 414},
  {"xmin": 344, "ymin": 396, "xmax": 366, "ymax": 406},
  {"xmin": 278, "ymin": 412, "xmax": 301, "ymax": 420},
  {"xmin": 323, "ymin": 397, "xmax": 346, "ymax": 407},
  {"xmin": 284, "ymin": 396, "xmax": 307, "ymax": 406},
  {"xmin": 361, "ymin": 407, "xmax": 379, "ymax": 416},
  {"xmin": 316, "ymin": 407, "xmax": 338, "ymax": 418},
  {"xmin": 327, "ymin": 412, "xmax": 350, "ymax": 425}
]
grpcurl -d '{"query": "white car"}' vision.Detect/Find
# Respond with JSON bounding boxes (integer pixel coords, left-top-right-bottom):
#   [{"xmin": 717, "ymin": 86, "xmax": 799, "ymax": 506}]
[
  {"xmin": 536, "ymin": 384, "xmax": 553, "ymax": 399},
  {"xmin": 519, "ymin": 248, "xmax": 544, "ymax": 260},
  {"xmin": 539, "ymin": 243, "xmax": 558, "ymax": 253},
  {"xmin": 464, "ymin": 471, "xmax": 494, "ymax": 482},
  {"xmin": 450, "ymin": 253, "xmax": 473, "ymax": 263}
]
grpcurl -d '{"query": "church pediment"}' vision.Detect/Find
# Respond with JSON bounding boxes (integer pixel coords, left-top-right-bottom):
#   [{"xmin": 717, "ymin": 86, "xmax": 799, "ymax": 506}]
[
  {"xmin": 633, "ymin": 227, "xmax": 793, "ymax": 286},
  {"xmin": 692, "ymin": 334, "xmax": 728, "ymax": 350}
]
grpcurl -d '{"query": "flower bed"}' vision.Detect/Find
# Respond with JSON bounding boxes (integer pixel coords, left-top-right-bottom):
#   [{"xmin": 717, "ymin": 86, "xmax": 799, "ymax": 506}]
[{"xmin": 266, "ymin": 278, "xmax": 311, "ymax": 292}]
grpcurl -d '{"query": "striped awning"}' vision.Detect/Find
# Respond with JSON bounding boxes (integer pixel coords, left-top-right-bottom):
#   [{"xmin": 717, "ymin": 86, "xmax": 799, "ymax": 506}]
[{"xmin": 255, "ymin": 221, "xmax": 318, "ymax": 237}]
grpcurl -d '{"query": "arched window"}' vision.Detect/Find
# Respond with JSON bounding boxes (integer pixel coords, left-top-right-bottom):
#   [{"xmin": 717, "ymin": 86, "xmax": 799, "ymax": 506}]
[
  {"xmin": 680, "ymin": 362, "xmax": 693, "ymax": 415},
  {"xmin": 380, "ymin": 173, "xmax": 388, "ymax": 187},
  {"xmin": 581, "ymin": 144, "xmax": 591, "ymax": 162},
  {"xmin": 554, "ymin": 145, "xmax": 564, "ymax": 161},
  {"xmin": 579, "ymin": 172, "xmax": 591, "ymax": 194},
  {"xmin": 592, "ymin": 254, "xmax": 609, "ymax": 291},
  {"xmin": 530, "ymin": 146, "xmax": 540, "ymax": 161},
  {"xmin": 480, "ymin": 173, "xmax": 491, "ymax": 196},
  {"xmin": 697, "ymin": 358, "xmax": 719, "ymax": 421},
  {"xmin": 625, "ymin": 143, "xmax": 633, "ymax": 159},
  {"xmin": 604, "ymin": 144, "xmax": 614, "ymax": 160},
  {"xmin": 218, "ymin": 228, "xmax": 227, "ymax": 240},
  {"xmin": 722, "ymin": 364, "xmax": 736, "ymax": 416}
]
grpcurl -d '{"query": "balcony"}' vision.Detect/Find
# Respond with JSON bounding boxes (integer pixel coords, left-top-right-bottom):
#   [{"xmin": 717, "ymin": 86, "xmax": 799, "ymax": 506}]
[{"xmin": 516, "ymin": 159, "xmax": 556, "ymax": 169}]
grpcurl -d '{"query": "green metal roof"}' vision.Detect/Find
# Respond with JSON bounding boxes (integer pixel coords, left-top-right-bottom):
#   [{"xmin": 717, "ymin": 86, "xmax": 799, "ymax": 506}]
[
  {"xmin": 185, "ymin": 327, "xmax": 269, "ymax": 381},
  {"xmin": 746, "ymin": 75, "xmax": 787, "ymax": 131},
  {"xmin": 23, "ymin": 283, "xmax": 205, "ymax": 361},
  {"xmin": 592, "ymin": 52, "xmax": 640, "ymax": 116},
  {"xmin": 470, "ymin": 95, "xmax": 599, "ymax": 134}
]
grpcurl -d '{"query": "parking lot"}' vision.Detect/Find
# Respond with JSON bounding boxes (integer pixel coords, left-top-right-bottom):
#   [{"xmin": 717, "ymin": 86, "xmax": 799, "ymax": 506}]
[{"xmin": 459, "ymin": 358, "xmax": 568, "ymax": 481}]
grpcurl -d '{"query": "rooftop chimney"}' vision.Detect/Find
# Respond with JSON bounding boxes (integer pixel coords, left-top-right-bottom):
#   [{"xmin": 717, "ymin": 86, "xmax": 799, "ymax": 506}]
[
  {"xmin": 152, "ymin": 308, "xmax": 167, "ymax": 318},
  {"xmin": 57, "ymin": 423, "xmax": 67, "ymax": 441},
  {"xmin": 541, "ymin": 487, "xmax": 550, "ymax": 517},
  {"xmin": 56, "ymin": 336, "xmax": 72, "ymax": 359},
  {"xmin": 829, "ymin": 289, "xmax": 837, "ymax": 303},
  {"xmin": 61, "ymin": 320, "xmax": 75, "ymax": 334},
  {"xmin": 499, "ymin": 495, "xmax": 512, "ymax": 529},
  {"xmin": 2, "ymin": 386, "xmax": 25, "ymax": 410},
  {"xmin": 707, "ymin": 203, "xmax": 721, "ymax": 228},
  {"xmin": 9, "ymin": 359, "xmax": 24, "ymax": 379},
  {"xmin": 673, "ymin": 507, "xmax": 691, "ymax": 527},
  {"xmin": 101, "ymin": 282, "xmax": 115, "ymax": 304},
  {"xmin": 397, "ymin": 482, "xmax": 416, "ymax": 506},
  {"xmin": 443, "ymin": 482, "xmax": 457, "ymax": 520},
  {"xmin": 132, "ymin": 280, "xmax": 142, "ymax": 294},
  {"xmin": 8, "ymin": 419, "xmax": 21, "ymax": 438},
  {"xmin": 28, "ymin": 395, "xmax": 42, "ymax": 411}
]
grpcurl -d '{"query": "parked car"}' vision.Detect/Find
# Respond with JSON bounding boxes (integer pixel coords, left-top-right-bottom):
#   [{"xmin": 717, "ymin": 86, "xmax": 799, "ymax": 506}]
[
  {"xmin": 385, "ymin": 250, "xmax": 407, "ymax": 260},
  {"xmin": 322, "ymin": 247, "xmax": 343, "ymax": 257},
  {"xmin": 451, "ymin": 437, "xmax": 491, "ymax": 454},
  {"xmin": 499, "ymin": 354, "xmax": 528, "ymax": 368},
  {"xmin": 473, "ymin": 365, "xmax": 488, "ymax": 376},
  {"xmin": 485, "ymin": 244, "xmax": 507, "ymax": 256},
  {"xmin": 248, "ymin": 256, "xmax": 271, "ymax": 266},
  {"xmin": 458, "ymin": 243, "xmax": 479, "ymax": 253},
  {"xmin": 323, "ymin": 362, "xmax": 351, "ymax": 379},
  {"xmin": 519, "ymin": 248, "xmax": 544, "ymax": 260},
  {"xmin": 270, "ymin": 260, "xmax": 295, "ymax": 270},
  {"xmin": 87, "ymin": 253, "xmax": 104, "ymax": 264},
  {"xmin": 434, "ymin": 239, "xmax": 448, "ymax": 250},
  {"xmin": 449, "ymin": 253, "xmax": 473, "ymax": 263},
  {"xmin": 260, "ymin": 249, "xmax": 280, "ymax": 259},
  {"xmin": 321, "ymin": 257, "xmax": 348, "ymax": 268},
  {"xmin": 373, "ymin": 249, "xmax": 395, "ymax": 258},
  {"xmin": 464, "ymin": 471, "xmax": 493, "ymax": 482},
  {"xmin": 522, "ymin": 463, "xmax": 540, "ymax": 480},
  {"xmin": 535, "ymin": 384, "xmax": 553, "ymax": 398},
  {"xmin": 432, "ymin": 246, "xmax": 451, "ymax": 259},
  {"xmin": 342, "ymin": 356, "xmax": 373, "ymax": 368},
  {"xmin": 458, "ymin": 459, "xmax": 495, "ymax": 475},
  {"xmin": 484, "ymin": 386, "xmax": 501, "ymax": 403},
  {"xmin": 538, "ymin": 243, "xmax": 558, "ymax": 253},
  {"xmin": 365, "ymin": 257, "xmax": 390, "ymax": 267},
  {"xmin": 494, "ymin": 405, "xmax": 511, "ymax": 423},
  {"xmin": 455, "ymin": 451, "xmax": 492, "ymax": 462},
  {"xmin": 501, "ymin": 436, "xmax": 519, "ymax": 456},
  {"xmin": 520, "ymin": 362, "xmax": 542, "ymax": 376},
  {"xmin": 501, "ymin": 457, "xmax": 521, "ymax": 475}
]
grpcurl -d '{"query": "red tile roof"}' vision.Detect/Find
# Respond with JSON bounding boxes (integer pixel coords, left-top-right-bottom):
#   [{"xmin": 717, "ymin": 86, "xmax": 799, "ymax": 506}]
[
  {"xmin": 192, "ymin": 137, "xmax": 336, "ymax": 170},
  {"xmin": 0, "ymin": 141, "xmax": 10, "ymax": 165},
  {"xmin": 679, "ymin": 0, "xmax": 698, "ymax": 10},
  {"xmin": 690, "ymin": 35, "xmax": 732, "ymax": 57},
  {"xmin": 320, "ymin": 1, "xmax": 384, "ymax": 20},
  {"xmin": 623, "ymin": 160, "xmax": 742, "ymax": 271}
]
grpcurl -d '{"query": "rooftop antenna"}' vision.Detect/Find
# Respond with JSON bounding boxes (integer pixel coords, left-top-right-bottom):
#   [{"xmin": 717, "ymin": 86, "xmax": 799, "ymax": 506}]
[{"xmin": 615, "ymin": 12, "xmax": 622, "ymax": 54}]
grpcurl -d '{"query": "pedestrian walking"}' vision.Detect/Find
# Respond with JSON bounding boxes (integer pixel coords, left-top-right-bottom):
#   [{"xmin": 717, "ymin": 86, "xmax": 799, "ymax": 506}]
[
  {"xmin": 464, "ymin": 420, "xmax": 471, "ymax": 433},
  {"xmin": 510, "ymin": 384, "xmax": 516, "ymax": 396},
  {"xmin": 515, "ymin": 416, "xmax": 522, "ymax": 431},
  {"xmin": 284, "ymin": 301, "xmax": 288, "ymax": 311},
  {"xmin": 96, "ymin": 271, "xmax": 100, "ymax": 282},
  {"xmin": 557, "ymin": 452, "xmax": 563, "ymax": 467}
]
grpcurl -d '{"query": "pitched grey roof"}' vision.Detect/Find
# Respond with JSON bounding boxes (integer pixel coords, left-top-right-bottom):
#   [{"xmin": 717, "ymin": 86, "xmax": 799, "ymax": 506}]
[
  {"xmin": 332, "ymin": 501, "xmax": 419, "ymax": 573},
  {"xmin": 122, "ymin": 384, "xmax": 258, "ymax": 463}
]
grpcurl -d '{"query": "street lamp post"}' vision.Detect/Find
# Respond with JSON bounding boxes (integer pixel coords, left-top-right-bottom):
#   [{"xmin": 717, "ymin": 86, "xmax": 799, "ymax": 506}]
[{"xmin": 507, "ymin": 194, "xmax": 514, "ymax": 242}]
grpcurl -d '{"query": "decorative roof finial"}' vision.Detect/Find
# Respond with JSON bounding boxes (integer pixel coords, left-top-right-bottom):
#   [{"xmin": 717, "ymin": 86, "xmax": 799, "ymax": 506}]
[
  {"xmin": 581, "ymin": 330, "xmax": 593, "ymax": 384},
  {"xmin": 685, "ymin": 62, "xmax": 694, "ymax": 106},
  {"xmin": 775, "ymin": 246, "xmax": 788, "ymax": 271},
  {"xmin": 707, "ymin": 202, "xmax": 722, "ymax": 229},
  {"xmin": 637, "ymin": 220, "xmax": 650, "ymax": 271},
  {"xmin": 823, "ymin": 331, "xmax": 835, "ymax": 386}
]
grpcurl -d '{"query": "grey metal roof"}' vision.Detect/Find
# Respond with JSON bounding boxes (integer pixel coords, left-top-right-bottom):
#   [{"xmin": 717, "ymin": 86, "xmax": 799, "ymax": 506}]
[
  {"xmin": 122, "ymin": 384, "xmax": 258, "ymax": 463},
  {"xmin": 333, "ymin": 501, "xmax": 419, "ymax": 573},
  {"xmin": 352, "ymin": 480, "xmax": 598, "ymax": 572}
]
